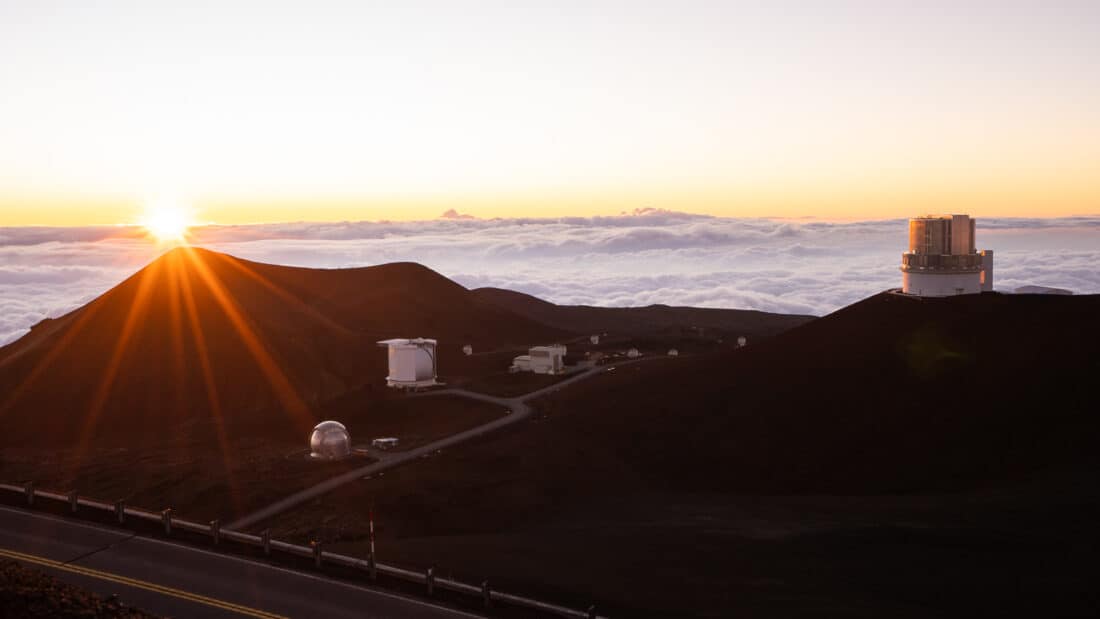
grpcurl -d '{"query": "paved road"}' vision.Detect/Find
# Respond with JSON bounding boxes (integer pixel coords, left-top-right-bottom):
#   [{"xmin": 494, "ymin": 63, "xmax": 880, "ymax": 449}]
[
  {"xmin": 0, "ymin": 505, "xmax": 479, "ymax": 619},
  {"xmin": 230, "ymin": 360, "xmax": 653, "ymax": 531}
]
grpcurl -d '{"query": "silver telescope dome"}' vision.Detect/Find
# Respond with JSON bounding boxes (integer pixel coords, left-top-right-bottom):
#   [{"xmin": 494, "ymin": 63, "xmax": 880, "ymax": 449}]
[{"xmin": 310, "ymin": 420, "xmax": 351, "ymax": 460}]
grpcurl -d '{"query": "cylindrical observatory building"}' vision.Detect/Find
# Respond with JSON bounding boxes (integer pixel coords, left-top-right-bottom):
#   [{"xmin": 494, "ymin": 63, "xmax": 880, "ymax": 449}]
[
  {"xmin": 900, "ymin": 214, "xmax": 993, "ymax": 297},
  {"xmin": 376, "ymin": 338, "xmax": 438, "ymax": 389}
]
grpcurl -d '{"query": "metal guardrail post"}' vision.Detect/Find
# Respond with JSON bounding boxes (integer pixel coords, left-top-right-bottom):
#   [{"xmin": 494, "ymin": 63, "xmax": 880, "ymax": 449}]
[
  {"xmin": 312, "ymin": 541, "xmax": 322, "ymax": 567},
  {"xmin": 0, "ymin": 483, "xmax": 607, "ymax": 619}
]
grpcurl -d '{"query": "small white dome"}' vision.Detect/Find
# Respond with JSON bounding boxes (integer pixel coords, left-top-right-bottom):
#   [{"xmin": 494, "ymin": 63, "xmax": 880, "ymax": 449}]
[{"xmin": 310, "ymin": 421, "xmax": 351, "ymax": 460}]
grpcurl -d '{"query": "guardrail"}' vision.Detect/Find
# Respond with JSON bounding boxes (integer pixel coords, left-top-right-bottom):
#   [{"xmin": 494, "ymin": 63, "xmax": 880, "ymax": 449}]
[{"xmin": 1, "ymin": 482, "xmax": 605, "ymax": 619}]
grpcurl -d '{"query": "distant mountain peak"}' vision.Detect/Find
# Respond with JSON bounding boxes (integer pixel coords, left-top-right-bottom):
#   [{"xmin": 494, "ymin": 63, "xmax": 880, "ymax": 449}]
[{"xmin": 439, "ymin": 208, "xmax": 476, "ymax": 220}]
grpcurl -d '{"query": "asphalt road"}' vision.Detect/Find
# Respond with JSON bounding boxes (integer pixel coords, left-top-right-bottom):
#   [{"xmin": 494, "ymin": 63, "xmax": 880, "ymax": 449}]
[
  {"xmin": 229, "ymin": 362, "xmax": 633, "ymax": 531},
  {"xmin": 0, "ymin": 505, "xmax": 481, "ymax": 619}
]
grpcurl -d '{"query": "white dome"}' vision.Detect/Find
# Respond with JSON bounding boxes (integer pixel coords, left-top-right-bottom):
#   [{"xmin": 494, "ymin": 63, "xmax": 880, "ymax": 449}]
[{"xmin": 310, "ymin": 421, "xmax": 351, "ymax": 460}]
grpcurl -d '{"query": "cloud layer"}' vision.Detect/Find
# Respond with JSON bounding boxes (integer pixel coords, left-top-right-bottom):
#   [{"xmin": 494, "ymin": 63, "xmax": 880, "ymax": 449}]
[{"xmin": 3, "ymin": 214, "xmax": 1099, "ymax": 346}]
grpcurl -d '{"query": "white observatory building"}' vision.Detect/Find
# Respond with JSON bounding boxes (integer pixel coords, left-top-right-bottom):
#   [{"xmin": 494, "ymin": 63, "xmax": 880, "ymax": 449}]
[
  {"xmin": 310, "ymin": 421, "xmax": 351, "ymax": 460},
  {"xmin": 377, "ymin": 338, "xmax": 438, "ymax": 389},
  {"xmin": 511, "ymin": 344, "xmax": 567, "ymax": 374},
  {"xmin": 901, "ymin": 214, "xmax": 993, "ymax": 297}
]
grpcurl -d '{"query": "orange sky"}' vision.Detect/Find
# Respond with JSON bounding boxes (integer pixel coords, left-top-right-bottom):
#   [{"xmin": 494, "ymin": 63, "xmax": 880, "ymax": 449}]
[{"xmin": 1, "ymin": 3, "xmax": 1097, "ymax": 226}]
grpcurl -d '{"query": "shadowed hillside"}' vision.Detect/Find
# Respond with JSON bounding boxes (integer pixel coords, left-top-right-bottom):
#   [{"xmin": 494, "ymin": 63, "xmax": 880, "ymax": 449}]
[
  {"xmin": 530, "ymin": 290, "xmax": 1100, "ymax": 494},
  {"xmin": 272, "ymin": 291, "xmax": 1100, "ymax": 617},
  {"xmin": 0, "ymin": 248, "xmax": 563, "ymax": 446},
  {"xmin": 472, "ymin": 286, "xmax": 814, "ymax": 337},
  {"xmin": 386, "ymin": 291, "xmax": 1100, "ymax": 501}
]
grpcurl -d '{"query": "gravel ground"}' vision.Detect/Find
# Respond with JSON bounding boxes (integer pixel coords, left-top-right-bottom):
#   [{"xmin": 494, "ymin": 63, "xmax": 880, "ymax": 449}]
[{"xmin": 0, "ymin": 559, "xmax": 158, "ymax": 618}]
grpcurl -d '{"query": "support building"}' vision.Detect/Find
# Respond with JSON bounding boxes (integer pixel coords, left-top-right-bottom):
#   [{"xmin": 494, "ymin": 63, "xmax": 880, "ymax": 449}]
[{"xmin": 511, "ymin": 345, "xmax": 567, "ymax": 375}]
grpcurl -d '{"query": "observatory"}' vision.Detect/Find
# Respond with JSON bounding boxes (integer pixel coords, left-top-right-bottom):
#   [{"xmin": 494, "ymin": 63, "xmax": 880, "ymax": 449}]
[
  {"xmin": 511, "ymin": 344, "xmax": 567, "ymax": 374},
  {"xmin": 462, "ymin": 344, "xmax": 473, "ymax": 356},
  {"xmin": 667, "ymin": 348, "xmax": 679, "ymax": 357},
  {"xmin": 626, "ymin": 348, "xmax": 641, "ymax": 358},
  {"xmin": 377, "ymin": 338, "xmax": 438, "ymax": 389},
  {"xmin": 901, "ymin": 215, "xmax": 993, "ymax": 296},
  {"xmin": 590, "ymin": 335, "xmax": 600, "ymax": 345},
  {"xmin": 310, "ymin": 421, "xmax": 351, "ymax": 460}
]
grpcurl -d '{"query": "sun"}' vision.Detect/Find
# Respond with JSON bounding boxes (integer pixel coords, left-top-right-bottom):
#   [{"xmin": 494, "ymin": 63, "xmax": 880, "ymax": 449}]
[{"xmin": 141, "ymin": 201, "xmax": 193, "ymax": 243}]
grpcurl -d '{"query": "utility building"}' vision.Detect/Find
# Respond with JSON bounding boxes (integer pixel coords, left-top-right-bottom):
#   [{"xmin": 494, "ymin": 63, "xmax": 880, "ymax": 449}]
[
  {"xmin": 511, "ymin": 344, "xmax": 567, "ymax": 374},
  {"xmin": 377, "ymin": 338, "xmax": 438, "ymax": 388},
  {"xmin": 901, "ymin": 215, "xmax": 993, "ymax": 296}
]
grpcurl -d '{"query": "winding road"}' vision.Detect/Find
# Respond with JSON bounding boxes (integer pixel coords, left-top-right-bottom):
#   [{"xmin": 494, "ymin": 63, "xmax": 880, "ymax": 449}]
[{"xmin": 228, "ymin": 362, "xmax": 635, "ymax": 531}]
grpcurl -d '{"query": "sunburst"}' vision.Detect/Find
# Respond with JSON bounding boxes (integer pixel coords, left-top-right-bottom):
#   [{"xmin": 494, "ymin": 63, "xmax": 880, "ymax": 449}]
[{"xmin": 141, "ymin": 200, "xmax": 193, "ymax": 242}]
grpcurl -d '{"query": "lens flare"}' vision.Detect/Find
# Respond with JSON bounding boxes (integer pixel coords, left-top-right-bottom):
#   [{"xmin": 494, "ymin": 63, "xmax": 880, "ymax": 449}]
[{"xmin": 141, "ymin": 201, "xmax": 193, "ymax": 242}]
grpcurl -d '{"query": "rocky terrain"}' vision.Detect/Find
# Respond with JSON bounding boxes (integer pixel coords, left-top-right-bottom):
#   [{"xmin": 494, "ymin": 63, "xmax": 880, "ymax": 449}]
[{"xmin": 0, "ymin": 560, "xmax": 157, "ymax": 618}]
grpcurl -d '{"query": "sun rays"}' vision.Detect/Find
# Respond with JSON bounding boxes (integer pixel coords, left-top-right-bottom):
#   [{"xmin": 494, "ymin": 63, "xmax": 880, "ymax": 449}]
[
  {"xmin": 0, "ymin": 245, "xmax": 325, "ymax": 513},
  {"xmin": 174, "ymin": 251, "xmax": 243, "ymax": 515},
  {"xmin": 180, "ymin": 248, "xmax": 314, "ymax": 426}
]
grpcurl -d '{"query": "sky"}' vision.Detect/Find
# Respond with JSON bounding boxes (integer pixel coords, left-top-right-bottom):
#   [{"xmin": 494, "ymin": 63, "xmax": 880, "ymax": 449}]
[
  {"xmin": 2, "ymin": 213, "xmax": 1098, "ymax": 345},
  {"xmin": 1, "ymin": 1, "xmax": 1099, "ymax": 225}
]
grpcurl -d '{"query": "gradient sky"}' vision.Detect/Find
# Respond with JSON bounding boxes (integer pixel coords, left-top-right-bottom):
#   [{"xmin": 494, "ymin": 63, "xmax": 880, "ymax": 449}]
[{"xmin": 1, "ymin": 1, "xmax": 1098, "ymax": 225}]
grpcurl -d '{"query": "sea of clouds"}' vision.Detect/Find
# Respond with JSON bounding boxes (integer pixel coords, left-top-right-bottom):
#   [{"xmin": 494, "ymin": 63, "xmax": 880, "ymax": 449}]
[{"xmin": 2, "ymin": 211, "xmax": 1098, "ymax": 346}]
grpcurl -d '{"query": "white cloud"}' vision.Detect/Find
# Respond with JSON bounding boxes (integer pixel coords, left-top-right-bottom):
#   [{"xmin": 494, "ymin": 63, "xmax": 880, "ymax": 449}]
[{"xmin": 1, "ymin": 216, "xmax": 1098, "ymax": 346}]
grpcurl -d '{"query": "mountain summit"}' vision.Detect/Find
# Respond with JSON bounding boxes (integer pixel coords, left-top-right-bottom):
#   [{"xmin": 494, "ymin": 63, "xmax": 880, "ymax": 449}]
[{"xmin": 0, "ymin": 248, "xmax": 560, "ymax": 445}]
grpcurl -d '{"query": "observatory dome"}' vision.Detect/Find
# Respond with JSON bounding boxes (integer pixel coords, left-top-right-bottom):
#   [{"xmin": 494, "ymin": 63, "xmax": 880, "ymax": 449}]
[{"xmin": 310, "ymin": 421, "xmax": 351, "ymax": 460}]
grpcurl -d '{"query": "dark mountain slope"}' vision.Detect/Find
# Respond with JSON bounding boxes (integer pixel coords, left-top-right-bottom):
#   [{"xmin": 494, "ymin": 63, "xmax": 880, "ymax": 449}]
[
  {"xmin": 273, "ymin": 291, "xmax": 1100, "ymax": 617},
  {"xmin": 346, "ymin": 291, "xmax": 1100, "ymax": 535},
  {"xmin": 532, "ymin": 290, "xmax": 1100, "ymax": 494},
  {"xmin": 471, "ymin": 286, "xmax": 814, "ymax": 337},
  {"xmin": 0, "ymin": 248, "xmax": 562, "ymax": 446}
]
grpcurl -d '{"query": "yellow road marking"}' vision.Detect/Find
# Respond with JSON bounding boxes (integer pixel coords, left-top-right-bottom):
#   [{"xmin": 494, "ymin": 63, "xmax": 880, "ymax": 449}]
[{"xmin": 0, "ymin": 546, "xmax": 287, "ymax": 619}]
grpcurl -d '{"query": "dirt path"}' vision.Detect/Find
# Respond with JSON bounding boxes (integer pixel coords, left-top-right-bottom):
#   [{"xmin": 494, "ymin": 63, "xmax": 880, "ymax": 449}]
[{"xmin": 226, "ymin": 360, "xmax": 650, "ymax": 531}]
